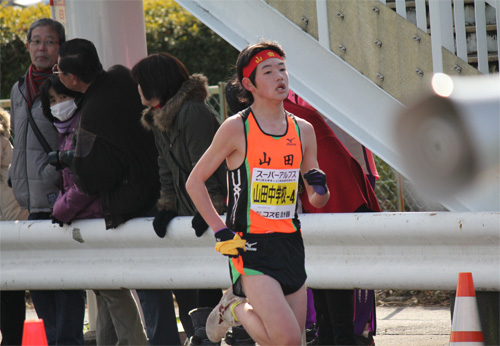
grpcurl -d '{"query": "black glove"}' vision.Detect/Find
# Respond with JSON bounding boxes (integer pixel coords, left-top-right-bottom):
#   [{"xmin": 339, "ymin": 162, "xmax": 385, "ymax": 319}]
[
  {"xmin": 51, "ymin": 215, "xmax": 70, "ymax": 227},
  {"xmin": 153, "ymin": 209, "xmax": 177, "ymax": 238},
  {"xmin": 192, "ymin": 212, "xmax": 209, "ymax": 237},
  {"xmin": 48, "ymin": 151, "xmax": 63, "ymax": 170},
  {"xmin": 7, "ymin": 177, "xmax": 12, "ymax": 188},
  {"xmin": 59, "ymin": 150, "xmax": 75, "ymax": 171},
  {"xmin": 48, "ymin": 150, "xmax": 75, "ymax": 171},
  {"xmin": 303, "ymin": 168, "xmax": 328, "ymax": 195}
]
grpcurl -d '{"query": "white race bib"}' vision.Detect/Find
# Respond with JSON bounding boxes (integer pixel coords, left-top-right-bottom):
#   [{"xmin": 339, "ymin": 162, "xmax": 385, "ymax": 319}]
[{"xmin": 250, "ymin": 168, "xmax": 299, "ymax": 219}]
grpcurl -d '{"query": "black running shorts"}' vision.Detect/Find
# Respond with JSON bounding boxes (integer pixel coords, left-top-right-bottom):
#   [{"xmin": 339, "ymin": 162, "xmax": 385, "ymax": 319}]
[{"xmin": 229, "ymin": 230, "xmax": 307, "ymax": 297}]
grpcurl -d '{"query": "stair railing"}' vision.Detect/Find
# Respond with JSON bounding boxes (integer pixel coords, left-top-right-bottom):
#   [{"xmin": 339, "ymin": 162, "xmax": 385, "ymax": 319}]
[{"xmin": 380, "ymin": 0, "xmax": 499, "ymax": 74}]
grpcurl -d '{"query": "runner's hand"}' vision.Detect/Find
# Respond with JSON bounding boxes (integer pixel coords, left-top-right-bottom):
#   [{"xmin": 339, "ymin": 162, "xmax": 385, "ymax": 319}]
[
  {"xmin": 304, "ymin": 168, "xmax": 328, "ymax": 195},
  {"xmin": 214, "ymin": 228, "xmax": 246, "ymax": 258}
]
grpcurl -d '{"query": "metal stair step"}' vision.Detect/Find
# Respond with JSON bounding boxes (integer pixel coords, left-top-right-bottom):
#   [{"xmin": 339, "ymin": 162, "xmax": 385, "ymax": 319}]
[
  {"xmin": 385, "ymin": 0, "xmax": 476, "ymax": 9},
  {"xmin": 464, "ymin": 24, "xmax": 498, "ymax": 33},
  {"xmin": 468, "ymin": 54, "xmax": 499, "ymax": 63}
]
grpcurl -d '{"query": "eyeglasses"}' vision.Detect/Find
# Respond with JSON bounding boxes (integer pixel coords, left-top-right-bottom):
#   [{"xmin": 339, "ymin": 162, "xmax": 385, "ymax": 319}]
[
  {"xmin": 52, "ymin": 64, "xmax": 63, "ymax": 76},
  {"xmin": 28, "ymin": 39, "xmax": 59, "ymax": 47}
]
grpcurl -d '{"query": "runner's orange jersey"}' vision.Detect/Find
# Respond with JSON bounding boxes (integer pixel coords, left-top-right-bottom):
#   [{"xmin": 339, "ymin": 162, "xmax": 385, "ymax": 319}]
[{"xmin": 226, "ymin": 108, "xmax": 303, "ymax": 234}]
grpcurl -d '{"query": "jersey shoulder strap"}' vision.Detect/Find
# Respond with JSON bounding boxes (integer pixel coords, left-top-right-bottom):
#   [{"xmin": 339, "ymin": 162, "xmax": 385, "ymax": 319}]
[{"xmin": 238, "ymin": 107, "xmax": 252, "ymax": 122}]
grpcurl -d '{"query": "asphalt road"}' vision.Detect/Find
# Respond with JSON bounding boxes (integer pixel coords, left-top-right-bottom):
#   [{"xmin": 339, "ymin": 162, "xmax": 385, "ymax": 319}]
[{"xmin": 374, "ymin": 306, "xmax": 451, "ymax": 346}]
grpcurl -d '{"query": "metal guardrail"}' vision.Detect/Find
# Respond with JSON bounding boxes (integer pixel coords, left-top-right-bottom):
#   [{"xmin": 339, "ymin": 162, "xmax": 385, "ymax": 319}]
[{"xmin": 1, "ymin": 212, "xmax": 498, "ymax": 291}]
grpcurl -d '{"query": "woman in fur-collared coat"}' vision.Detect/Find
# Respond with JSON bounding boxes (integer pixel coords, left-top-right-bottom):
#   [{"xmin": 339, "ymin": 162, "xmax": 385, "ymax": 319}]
[
  {"xmin": 131, "ymin": 53, "xmax": 225, "ymax": 345},
  {"xmin": 137, "ymin": 70, "xmax": 226, "ymax": 229}
]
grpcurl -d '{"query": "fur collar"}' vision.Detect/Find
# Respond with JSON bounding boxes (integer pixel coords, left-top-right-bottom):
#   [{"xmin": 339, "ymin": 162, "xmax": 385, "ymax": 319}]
[
  {"xmin": 141, "ymin": 74, "xmax": 210, "ymax": 132},
  {"xmin": 0, "ymin": 108, "xmax": 10, "ymax": 138}
]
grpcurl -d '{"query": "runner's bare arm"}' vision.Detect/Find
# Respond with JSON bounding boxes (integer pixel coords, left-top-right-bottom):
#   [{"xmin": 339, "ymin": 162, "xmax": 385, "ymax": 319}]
[
  {"xmin": 297, "ymin": 118, "xmax": 330, "ymax": 208},
  {"xmin": 186, "ymin": 116, "xmax": 244, "ymax": 232}
]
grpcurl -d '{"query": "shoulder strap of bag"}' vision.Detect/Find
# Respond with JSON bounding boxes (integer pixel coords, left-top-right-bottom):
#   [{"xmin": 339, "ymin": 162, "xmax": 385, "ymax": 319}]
[
  {"xmin": 18, "ymin": 81, "xmax": 53, "ymax": 154},
  {"xmin": 27, "ymin": 109, "xmax": 52, "ymax": 154}
]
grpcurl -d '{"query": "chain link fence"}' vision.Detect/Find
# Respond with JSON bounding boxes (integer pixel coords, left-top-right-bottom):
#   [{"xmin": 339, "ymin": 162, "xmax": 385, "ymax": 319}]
[
  {"xmin": 207, "ymin": 83, "xmax": 228, "ymax": 121},
  {"xmin": 373, "ymin": 155, "xmax": 448, "ymax": 212}
]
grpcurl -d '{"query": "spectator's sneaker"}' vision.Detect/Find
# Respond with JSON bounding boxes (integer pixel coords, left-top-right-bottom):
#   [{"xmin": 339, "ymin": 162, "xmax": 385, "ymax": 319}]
[
  {"xmin": 224, "ymin": 326, "xmax": 255, "ymax": 345},
  {"xmin": 206, "ymin": 287, "xmax": 246, "ymax": 342},
  {"xmin": 188, "ymin": 335, "xmax": 220, "ymax": 346},
  {"xmin": 306, "ymin": 337, "xmax": 319, "ymax": 346},
  {"xmin": 305, "ymin": 324, "xmax": 318, "ymax": 343},
  {"xmin": 355, "ymin": 332, "xmax": 375, "ymax": 346},
  {"xmin": 188, "ymin": 308, "xmax": 220, "ymax": 346}
]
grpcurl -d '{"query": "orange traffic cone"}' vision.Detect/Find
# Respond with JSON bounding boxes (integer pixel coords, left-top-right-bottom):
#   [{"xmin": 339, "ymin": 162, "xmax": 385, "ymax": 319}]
[
  {"xmin": 21, "ymin": 319, "xmax": 48, "ymax": 346},
  {"xmin": 450, "ymin": 272, "xmax": 484, "ymax": 345}
]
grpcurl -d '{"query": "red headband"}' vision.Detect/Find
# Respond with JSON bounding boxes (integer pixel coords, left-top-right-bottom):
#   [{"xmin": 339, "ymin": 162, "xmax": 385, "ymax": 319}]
[{"xmin": 242, "ymin": 50, "xmax": 284, "ymax": 78}]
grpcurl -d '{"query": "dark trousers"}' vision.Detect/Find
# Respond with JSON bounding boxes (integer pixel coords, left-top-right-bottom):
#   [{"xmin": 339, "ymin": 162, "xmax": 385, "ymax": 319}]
[
  {"xmin": 313, "ymin": 289, "xmax": 356, "ymax": 346},
  {"xmin": 197, "ymin": 289, "xmax": 223, "ymax": 310},
  {"xmin": 173, "ymin": 289, "xmax": 198, "ymax": 338},
  {"xmin": 137, "ymin": 288, "xmax": 223, "ymax": 345},
  {"xmin": 30, "ymin": 290, "xmax": 86, "ymax": 346},
  {"xmin": 0, "ymin": 291, "xmax": 26, "ymax": 345},
  {"xmin": 27, "ymin": 213, "xmax": 86, "ymax": 346},
  {"xmin": 174, "ymin": 289, "xmax": 222, "ymax": 337},
  {"xmin": 137, "ymin": 289, "xmax": 182, "ymax": 345}
]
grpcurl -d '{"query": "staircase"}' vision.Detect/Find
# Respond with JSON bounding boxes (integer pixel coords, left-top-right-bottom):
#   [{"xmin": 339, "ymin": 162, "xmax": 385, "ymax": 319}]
[
  {"xmin": 175, "ymin": 0, "xmax": 499, "ymax": 211},
  {"xmin": 385, "ymin": 0, "xmax": 499, "ymax": 73}
]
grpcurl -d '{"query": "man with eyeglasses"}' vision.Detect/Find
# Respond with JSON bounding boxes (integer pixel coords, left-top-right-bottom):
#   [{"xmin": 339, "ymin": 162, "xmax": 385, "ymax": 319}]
[{"xmin": 7, "ymin": 18, "xmax": 86, "ymax": 346}]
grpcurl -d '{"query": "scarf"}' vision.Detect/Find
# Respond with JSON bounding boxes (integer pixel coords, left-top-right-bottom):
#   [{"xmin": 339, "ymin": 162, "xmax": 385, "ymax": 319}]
[
  {"xmin": 25, "ymin": 64, "xmax": 52, "ymax": 109},
  {"xmin": 54, "ymin": 115, "xmax": 76, "ymax": 134}
]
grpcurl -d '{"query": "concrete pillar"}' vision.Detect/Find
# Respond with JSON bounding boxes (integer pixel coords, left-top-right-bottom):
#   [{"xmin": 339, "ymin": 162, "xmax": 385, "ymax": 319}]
[{"xmin": 63, "ymin": 0, "xmax": 147, "ymax": 69}]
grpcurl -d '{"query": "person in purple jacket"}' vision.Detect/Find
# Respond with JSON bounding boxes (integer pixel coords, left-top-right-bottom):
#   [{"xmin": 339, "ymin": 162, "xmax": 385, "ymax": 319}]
[
  {"xmin": 37, "ymin": 75, "xmax": 90, "ymax": 345},
  {"xmin": 41, "ymin": 75, "xmax": 149, "ymax": 346},
  {"xmin": 40, "ymin": 75, "xmax": 103, "ymax": 223}
]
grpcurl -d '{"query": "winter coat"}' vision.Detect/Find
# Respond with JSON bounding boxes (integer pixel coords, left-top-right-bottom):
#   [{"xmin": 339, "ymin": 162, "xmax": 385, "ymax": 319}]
[
  {"xmin": 141, "ymin": 74, "xmax": 226, "ymax": 216},
  {"xmin": 73, "ymin": 65, "xmax": 159, "ymax": 229},
  {"xmin": 9, "ymin": 75, "xmax": 60, "ymax": 213},
  {"xmin": 0, "ymin": 110, "xmax": 29, "ymax": 221},
  {"xmin": 51, "ymin": 111, "xmax": 103, "ymax": 223}
]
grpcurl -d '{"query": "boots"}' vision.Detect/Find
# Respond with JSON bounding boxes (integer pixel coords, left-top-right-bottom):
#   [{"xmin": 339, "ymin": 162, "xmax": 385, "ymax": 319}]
[
  {"xmin": 187, "ymin": 308, "xmax": 219, "ymax": 346},
  {"xmin": 224, "ymin": 326, "xmax": 255, "ymax": 346}
]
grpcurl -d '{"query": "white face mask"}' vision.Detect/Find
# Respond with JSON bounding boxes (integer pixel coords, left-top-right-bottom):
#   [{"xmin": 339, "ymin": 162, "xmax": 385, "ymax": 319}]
[{"xmin": 50, "ymin": 99, "xmax": 77, "ymax": 122}]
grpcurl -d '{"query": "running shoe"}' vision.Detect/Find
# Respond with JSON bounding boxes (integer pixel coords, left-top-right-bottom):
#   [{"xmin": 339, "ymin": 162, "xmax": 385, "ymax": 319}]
[{"xmin": 206, "ymin": 286, "xmax": 246, "ymax": 342}]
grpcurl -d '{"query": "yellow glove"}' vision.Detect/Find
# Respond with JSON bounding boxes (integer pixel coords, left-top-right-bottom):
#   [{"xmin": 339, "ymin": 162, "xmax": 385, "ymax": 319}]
[{"xmin": 214, "ymin": 228, "xmax": 247, "ymax": 257}]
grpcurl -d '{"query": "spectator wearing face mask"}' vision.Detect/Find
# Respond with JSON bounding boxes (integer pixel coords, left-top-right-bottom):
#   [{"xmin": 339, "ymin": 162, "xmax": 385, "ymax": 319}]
[
  {"xmin": 29, "ymin": 75, "xmax": 93, "ymax": 345},
  {"xmin": 40, "ymin": 75, "xmax": 103, "ymax": 225}
]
